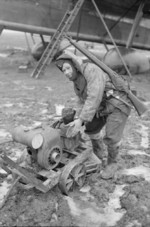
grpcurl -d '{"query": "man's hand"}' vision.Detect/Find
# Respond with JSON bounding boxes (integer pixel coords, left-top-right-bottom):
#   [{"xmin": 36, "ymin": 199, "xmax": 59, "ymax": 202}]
[{"xmin": 66, "ymin": 119, "xmax": 83, "ymax": 138}]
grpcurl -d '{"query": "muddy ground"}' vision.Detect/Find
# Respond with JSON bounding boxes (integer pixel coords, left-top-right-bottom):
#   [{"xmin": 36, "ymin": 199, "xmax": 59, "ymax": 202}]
[{"xmin": 0, "ymin": 50, "xmax": 150, "ymax": 227}]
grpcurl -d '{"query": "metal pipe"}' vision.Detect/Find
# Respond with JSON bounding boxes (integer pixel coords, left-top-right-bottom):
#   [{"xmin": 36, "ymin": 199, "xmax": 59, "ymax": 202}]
[
  {"xmin": 91, "ymin": 0, "xmax": 132, "ymax": 80},
  {"xmin": 1, "ymin": 20, "xmax": 150, "ymax": 50},
  {"xmin": 24, "ymin": 32, "xmax": 31, "ymax": 54},
  {"xmin": 126, "ymin": 0, "xmax": 146, "ymax": 48}
]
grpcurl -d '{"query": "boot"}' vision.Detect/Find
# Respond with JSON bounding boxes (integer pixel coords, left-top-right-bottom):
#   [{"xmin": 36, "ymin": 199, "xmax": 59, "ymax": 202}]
[
  {"xmin": 91, "ymin": 139, "xmax": 107, "ymax": 167},
  {"xmin": 100, "ymin": 147, "xmax": 119, "ymax": 180}
]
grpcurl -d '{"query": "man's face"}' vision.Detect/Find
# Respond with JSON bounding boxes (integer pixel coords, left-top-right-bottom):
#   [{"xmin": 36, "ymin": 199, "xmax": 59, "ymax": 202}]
[{"xmin": 62, "ymin": 62, "xmax": 77, "ymax": 81}]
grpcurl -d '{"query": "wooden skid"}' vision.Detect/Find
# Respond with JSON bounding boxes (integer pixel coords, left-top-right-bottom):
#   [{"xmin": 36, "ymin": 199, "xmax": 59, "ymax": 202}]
[
  {"xmin": 0, "ymin": 176, "xmax": 20, "ymax": 210},
  {"xmin": 1, "ymin": 155, "xmax": 49, "ymax": 193},
  {"xmin": 0, "ymin": 147, "xmax": 102, "ymax": 196},
  {"xmin": 38, "ymin": 169, "xmax": 60, "ymax": 190}
]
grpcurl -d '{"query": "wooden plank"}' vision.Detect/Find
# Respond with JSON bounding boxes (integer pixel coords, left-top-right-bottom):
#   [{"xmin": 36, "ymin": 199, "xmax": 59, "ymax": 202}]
[
  {"xmin": 63, "ymin": 148, "xmax": 79, "ymax": 156},
  {"xmin": 0, "ymin": 176, "xmax": 20, "ymax": 210},
  {"xmin": 43, "ymin": 171, "xmax": 60, "ymax": 190},
  {"xmin": 1, "ymin": 155, "xmax": 49, "ymax": 193},
  {"xmin": 60, "ymin": 157, "xmax": 69, "ymax": 165},
  {"xmin": 0, "ymin": 163, "xmax": 12, "ymax": 175},
  {"xmin": 0, "ymin": 157, "xmax": 12, "ymax": 174}
]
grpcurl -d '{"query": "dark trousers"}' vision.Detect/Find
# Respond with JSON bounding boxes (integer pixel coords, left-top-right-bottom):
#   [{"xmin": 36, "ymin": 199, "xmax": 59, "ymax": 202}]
[{"xmin": 85, "ymin": 107, "xmax": 130, "ymax": 158}]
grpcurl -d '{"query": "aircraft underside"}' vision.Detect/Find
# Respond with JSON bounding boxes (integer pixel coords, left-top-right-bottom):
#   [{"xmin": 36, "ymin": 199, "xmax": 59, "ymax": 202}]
[{"xmin": 0, "ymin": 0, "xmax": 150, "ymax": 50}]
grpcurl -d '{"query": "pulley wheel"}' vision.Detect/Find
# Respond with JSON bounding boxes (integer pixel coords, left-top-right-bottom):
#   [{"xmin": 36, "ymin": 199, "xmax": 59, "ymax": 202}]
[{"xmin": 37, "ymin": 146, "xmax": 62, "ymax": 170}]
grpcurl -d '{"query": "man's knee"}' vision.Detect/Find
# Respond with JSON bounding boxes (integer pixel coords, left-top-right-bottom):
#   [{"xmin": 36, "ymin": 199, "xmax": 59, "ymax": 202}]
[{"xmin": 104, "ymin": 110, "xmax": 128, "ymax": 146}]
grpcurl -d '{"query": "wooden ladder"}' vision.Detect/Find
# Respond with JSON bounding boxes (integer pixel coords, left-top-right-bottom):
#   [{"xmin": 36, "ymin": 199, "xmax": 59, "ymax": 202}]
[{"xmin": 31, "ymin": 0, "xmax": 85, "ymax": 79}]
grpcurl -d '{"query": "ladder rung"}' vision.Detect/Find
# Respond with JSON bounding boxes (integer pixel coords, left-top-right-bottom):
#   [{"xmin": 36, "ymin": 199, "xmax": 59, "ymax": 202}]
[{"xmin": 31, "ymin": 0, "xmax": 85, "ymax": 79}]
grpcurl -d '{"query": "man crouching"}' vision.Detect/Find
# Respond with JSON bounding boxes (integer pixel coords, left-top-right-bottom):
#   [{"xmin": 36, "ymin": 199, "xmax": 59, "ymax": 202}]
[{"xmin": 55, "ymin": 51, "xmax": 131, "ymax": 179}]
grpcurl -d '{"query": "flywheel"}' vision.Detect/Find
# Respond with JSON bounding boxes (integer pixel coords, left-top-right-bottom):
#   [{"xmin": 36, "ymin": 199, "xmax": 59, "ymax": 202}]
[{"xmin": 37, "ymin": 146, "xmax": 62, "ymax": 170}]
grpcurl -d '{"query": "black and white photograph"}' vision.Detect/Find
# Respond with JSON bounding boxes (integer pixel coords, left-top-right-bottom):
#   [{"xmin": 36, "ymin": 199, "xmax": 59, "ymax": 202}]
[{"xmin": 0, "ymin": 1, "xmax": 150, "ymax": 226}]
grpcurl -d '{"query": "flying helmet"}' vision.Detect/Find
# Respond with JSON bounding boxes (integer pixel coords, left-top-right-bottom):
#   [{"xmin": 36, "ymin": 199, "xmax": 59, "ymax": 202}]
[{"xmin": 55, "ymin": 51, "xmax": 83, "ymax": 74}]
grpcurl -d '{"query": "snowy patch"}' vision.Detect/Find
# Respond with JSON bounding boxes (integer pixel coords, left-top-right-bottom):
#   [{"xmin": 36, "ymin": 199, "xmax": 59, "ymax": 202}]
[
  {"xmin": 66, "ymin": 185, "xmax": 125, "ymax": 227},
  {"xmin": 0, "ymin": 129, "xmax": 11, "ymax": 138},
  {"xmin": 127, "ymin": 149, "xmax": 150, "ymax": 157},
  {"xmin": 40, "ymin": 109, "xmax": 48, "ymax": 114},
  {"xmin": 45, "ymin": 86, "xmax": 53, "ymax": 91},
  {"xmin": 0, "ymin": 181, "xmax": 11, "ymax": 204},
  {"xmin": 2, "ymin": 103, "xmax": 13, "ymax": 108},
  {"xmin": 123, "ymin": 165, "xmax": 150, "ymax": 181},
  {"xmin": 139, "ymin": 124, "xmax": 149, "ymax": 148},
  {"xmin": 0, "ymin": 53, "xmax": 9, "ymax": 58},
  {"xmin": 9, "ymin": 148, "xmax": 23, "ymax": 161},
  {"xmin": 21, "ymin": 85, "xmax": 35, "ymax": 90},
  {"xmin": 55, "ymin": 104, "xmax": 65, "ymax": 116}
]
